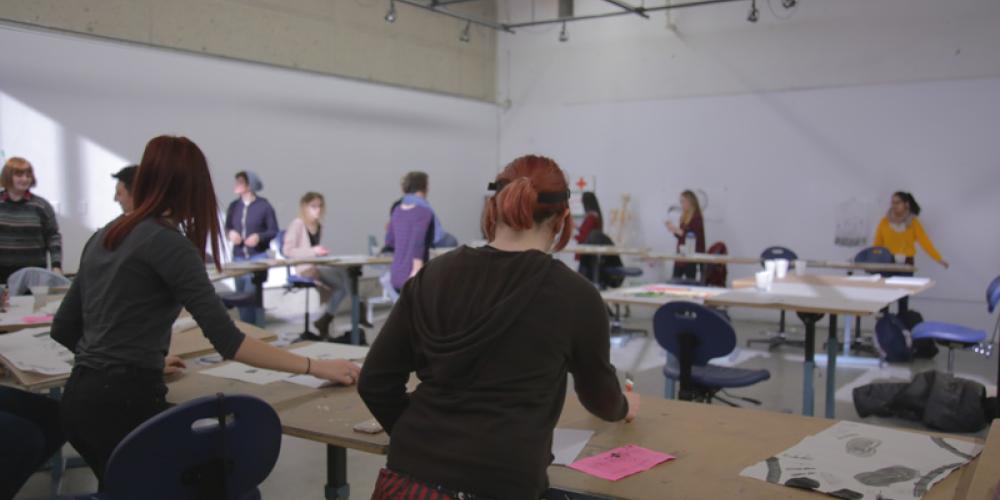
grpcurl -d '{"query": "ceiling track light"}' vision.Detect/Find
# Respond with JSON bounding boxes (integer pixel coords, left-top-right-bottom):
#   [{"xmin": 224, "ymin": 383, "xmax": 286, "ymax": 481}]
[
  {"xmin": 459, "ymin": 20, "xmax": 471, "ymax": 43},
  {"xmin": 558, "ymin": 21, "xmax": 569, "ymax": 42},
  {"xmin": 747, "ymin": 0, "xmax": 759, "ymax": 22},
  {"xmin": 385, "ymin": 0, "xmax": 396, "ymax": 23}
]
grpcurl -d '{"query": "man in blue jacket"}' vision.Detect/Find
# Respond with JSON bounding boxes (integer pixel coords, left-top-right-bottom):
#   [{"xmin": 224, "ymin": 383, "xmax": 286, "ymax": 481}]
[{"xmin": 224, "ymin": 171, "xmax": 278, "ymax": 326}]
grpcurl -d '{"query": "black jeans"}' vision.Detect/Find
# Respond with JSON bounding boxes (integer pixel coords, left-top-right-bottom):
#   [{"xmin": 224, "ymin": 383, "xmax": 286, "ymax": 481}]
[
  {"xmin": 672, "ymin": 262, "xmax": 698, "ymax": 281},
  {"xmin": 0, "ymin": 386, "xmax": 65, "ymax": 499},
  {"xmin": 60, "ymin": 365, "xmax": 167, "ymax": 487}
]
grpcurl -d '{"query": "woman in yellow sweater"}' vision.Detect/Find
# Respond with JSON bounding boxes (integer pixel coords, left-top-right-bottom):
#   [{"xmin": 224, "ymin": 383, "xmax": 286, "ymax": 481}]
[{"xmin": 874, "ymin": 191, "xmax": 949, "ymax": 269}]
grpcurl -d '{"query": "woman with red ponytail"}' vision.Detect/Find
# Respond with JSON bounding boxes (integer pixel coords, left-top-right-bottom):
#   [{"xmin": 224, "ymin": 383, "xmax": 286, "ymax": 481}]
[
  {"xmin": 51, "ymin": 135, "xmax": 360, "ymax": 486},
  {"xmin": 359, "ymin": 155, "xmax": 639, "ymax": 500}
]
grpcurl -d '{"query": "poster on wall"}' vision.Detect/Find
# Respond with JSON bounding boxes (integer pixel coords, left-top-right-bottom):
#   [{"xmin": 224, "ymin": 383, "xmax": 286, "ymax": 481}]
[
  {"xmin": 834, "ymin": 198, "xmax": 877, "ymax": 247},
  {"xmin": 566, "ymin": 173, "xmax": 597, "ymax": 218}
]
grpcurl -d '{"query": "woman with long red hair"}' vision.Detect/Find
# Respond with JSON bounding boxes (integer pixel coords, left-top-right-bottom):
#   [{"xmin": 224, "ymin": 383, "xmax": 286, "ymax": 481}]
[
  {"xmin": 51, "ymin": 135, "xmax": 360, "ymax": 486},
  {"xmin": 359, "ymin": 155, "xmax": 638, "ymax": 500}
]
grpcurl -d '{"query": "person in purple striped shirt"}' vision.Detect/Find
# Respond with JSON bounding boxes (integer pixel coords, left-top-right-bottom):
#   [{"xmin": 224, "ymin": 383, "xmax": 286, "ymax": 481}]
[{"xmin": 386, "ymin": 172, "xmax": 435, "ymax": 292}]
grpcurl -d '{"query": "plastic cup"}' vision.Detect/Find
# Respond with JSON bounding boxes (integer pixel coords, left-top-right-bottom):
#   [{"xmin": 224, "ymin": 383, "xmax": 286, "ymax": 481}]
[
  {"xmin": 755, "ymin": 271, "xmax": 772, "ymax": 292},
  {"xmin": 30, "ymin": 285, "xmax": 50, "ymax": 309},
  {"xmin": 894, "ymin": 254, "xmax": 906, "ymax": 264},
  {"xmin": 775, "ymin": 259, "xmax": 789, "ymax": 279},
  {"xmin": 794, "ymin": 260, "xmax": 807, "ymax": 276}
]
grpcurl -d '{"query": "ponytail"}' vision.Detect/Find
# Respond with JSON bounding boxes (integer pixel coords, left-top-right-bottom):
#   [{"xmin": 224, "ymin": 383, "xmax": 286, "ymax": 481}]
[
  {"xmin": 482, "ymin": 155, "xmax": 573, "ymax": 251},
  {"xmin": 893, "ymin": 191, "xmax": 921, "ymax": 216}
]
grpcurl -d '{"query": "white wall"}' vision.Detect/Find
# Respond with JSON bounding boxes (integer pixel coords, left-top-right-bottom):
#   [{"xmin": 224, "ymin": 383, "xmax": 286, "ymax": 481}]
[
  {"xmin": 498, "ymin": 0, "xmax": 1000, "ymax": 328},
  {"xmin": 0, "ymin": 24, "xmax": 499, "ymax": 274}
]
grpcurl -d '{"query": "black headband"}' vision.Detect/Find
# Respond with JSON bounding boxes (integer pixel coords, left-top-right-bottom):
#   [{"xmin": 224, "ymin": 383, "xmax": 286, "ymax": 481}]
[{"xmin": 488, "ymin": 181, "xmax": 570, "ymax": 204}]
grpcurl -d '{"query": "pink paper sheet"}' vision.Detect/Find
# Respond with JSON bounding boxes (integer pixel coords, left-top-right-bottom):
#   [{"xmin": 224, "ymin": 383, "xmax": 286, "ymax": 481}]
[
  {"xmin": 568, "ymin": 444, "xmax": 675, "ymax": 481},
  {"xmin": 22, "ymin": 315, "xmax": 54, "ymax": 324}
]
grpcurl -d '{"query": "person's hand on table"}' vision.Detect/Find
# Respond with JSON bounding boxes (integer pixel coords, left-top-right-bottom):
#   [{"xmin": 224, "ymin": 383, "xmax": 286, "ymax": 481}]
[
  {"xmin": 244, "ymin": 233, "xmax": 261, "ymax": 248},
  {"xmin": 163, "ymin": 355, "xmax": 187, "ymax": 376},
  {"xmin": 624, "ymin": 391, "xmax": 640, "ymax": 423},
  {"xmin": 313, "ymin": 245, "xmax": 330, "ymax": 257},
  {"xmin": 228, "ymin": 230, "xmax": 243, "ymax": 246},
  {"xmin": 309, "ymin": 358, "xmax": 361, "ymax": 386}
]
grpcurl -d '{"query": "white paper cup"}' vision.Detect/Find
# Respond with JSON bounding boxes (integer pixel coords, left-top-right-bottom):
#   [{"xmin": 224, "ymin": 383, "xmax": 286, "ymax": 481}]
[
  {"xmin": 764, "ymin": 259, "xmax": 777, "ymax": 274},
  {"xmin": 775, "ymin": 259, "xmax": 789, "ymax": 279},
  {"xmin": 894, "ymin": 254, "xmax": 906, "ymax": 264},
  {"xmin": 755, "ymin": 271, "xmax": 772, "ymax": 292},
  {"xmin": 30, "ymin": 285, "xmax": 50, "ymax": 309},
  {"xmin": 794, "ymin": 260, "xmax": 807, "ymax": 276}
]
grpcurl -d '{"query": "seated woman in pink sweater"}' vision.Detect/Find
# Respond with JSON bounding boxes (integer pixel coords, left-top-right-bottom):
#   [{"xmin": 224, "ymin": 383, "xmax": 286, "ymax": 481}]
[{"xmin": 283, "ymin": 192, "xmax": 350, "ymax": 340}]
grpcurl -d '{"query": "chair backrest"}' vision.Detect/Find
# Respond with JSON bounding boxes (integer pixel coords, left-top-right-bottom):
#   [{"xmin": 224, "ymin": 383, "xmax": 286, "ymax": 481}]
[
  {"xmin": 705, "ymin": 242, "xmax": 728, "ymax": 287},
  {"xmin": 987, "ymin": 275, "xmax": 1000, "ymax": 313},
  {"xmin": 854, "ymin": 246, "xmax": 894, "ymax": 264},
  {"xmin": 6, "ymin": 267, "xmax": 71, "ymax": 295},
  {"xmin": 275, "ymin": 230, "xmax": 288, "ymax": 259},
  {"xmin": 760, "ymin": 246, "xmax": 797, "ymax": 262},
  {"xmin": 581, "ymin": 230, "xmax": 625, "ymax": 288},
  {"xmin": 653, "ymin": 301, "xmax": 736, "ymax": 366},
  {"xmin": 103, "ymin": 394, "xmax": 281, "ymax": 500}
]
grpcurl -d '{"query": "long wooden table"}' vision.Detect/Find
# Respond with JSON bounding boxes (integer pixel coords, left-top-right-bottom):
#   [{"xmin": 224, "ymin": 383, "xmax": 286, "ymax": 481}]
[
  {"xmin": 706, "ymin": 275, "xmax": 934, "ymax": 418},
  {"xmin": 956, "ymin": 420, "xmax": 1000, "ymax": 500},
  {"xmin": 217, "ymin": 255, "xmax": 393, "ymax": 345},
  {"xmin": 164, "ymin": 359, "xmax": 985, "ymax": 500}
]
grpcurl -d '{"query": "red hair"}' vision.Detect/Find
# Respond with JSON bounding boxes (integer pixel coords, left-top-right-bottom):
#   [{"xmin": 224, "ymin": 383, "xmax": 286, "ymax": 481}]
[
  {"xmin": 104, "ymin": 136, "xmax": 223, "ymax": 270},
  {"xmin": 482, "ymin": 155, "xmax": 573, "ymax": 251}
]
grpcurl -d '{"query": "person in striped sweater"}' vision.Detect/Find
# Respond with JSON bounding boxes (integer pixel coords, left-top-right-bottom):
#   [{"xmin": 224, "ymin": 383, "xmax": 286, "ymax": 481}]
[{"xmin": 0, "ymin": 157, "xmax": 62, "ymax": 284}]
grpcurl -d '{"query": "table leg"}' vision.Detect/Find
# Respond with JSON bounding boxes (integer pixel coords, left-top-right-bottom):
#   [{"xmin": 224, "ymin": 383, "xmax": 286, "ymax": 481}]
[
  {"xmin": 842, "ymin": 314, "xmax": 853, "ymax": 357},
  {"xmin": 826, "ymin": 314, "xmax": 838, "ymax": 419},
  {"xmin": 348, "ymin": 266, "xmax": 362, "ymax": 346},
  {"xmin": 48, "ymin": 386, "xmax": 64, "ymax": 497},
  {"xmin": 798, "ymin": 313, "xmax": 822, "ymax": 417},
  {"xmin": 592, "ymin": 255, "xmax": 601, "ymax": 285},
  {"xmin": 325, "ymin": 445, "xmax": 350, "ymax": 500}
]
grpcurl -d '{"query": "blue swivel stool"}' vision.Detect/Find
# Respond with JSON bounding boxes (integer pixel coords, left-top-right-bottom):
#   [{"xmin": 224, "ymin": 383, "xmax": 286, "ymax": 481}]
[
  {"xmin": 655, "ymin": 301, "xmax": 770, "ymax": 405},
  {"xmin": 746, "ymin": 246, "xmax": 804, "ymax": 350},
  {"xmin": 70, "ymin": 394, "xmax": 281, "ymax": 500},
  {"xmin": 275, "ymin": 230, "xmax": 320, "ymax": 340},
  {"xmin": 911, "ymin": 275, "xmax": 1000, "ymax": 374}
]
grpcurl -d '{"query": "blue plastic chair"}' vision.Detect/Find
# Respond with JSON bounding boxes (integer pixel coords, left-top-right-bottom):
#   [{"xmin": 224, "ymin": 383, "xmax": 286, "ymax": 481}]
[
  {"xmin": 747, "ymin": 246, "xmax": 802, "ymax": 350},
  {"xmin": 854, "ymin": 246, "xmax": 895, "ymax": 269},
  {"xmin": 72, "ymin": 394, "xmax": 281, "ymax": 500},
  {"xmin": 275, "ymin": 230, "xmax": 318, "ymax": 337},
  {"xmin": 654, "ymin": 301, "xmax": 770, "ymax": 404},
  {"xmin": 911, "ymin": 275, "xmax": 1000, "ymax": 373}
]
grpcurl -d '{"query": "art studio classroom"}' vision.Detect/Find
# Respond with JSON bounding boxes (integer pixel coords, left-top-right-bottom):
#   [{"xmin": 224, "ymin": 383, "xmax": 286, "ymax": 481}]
[{"xmin": 1, "ymin": 1, "xmax": 999, "ymax": 499}]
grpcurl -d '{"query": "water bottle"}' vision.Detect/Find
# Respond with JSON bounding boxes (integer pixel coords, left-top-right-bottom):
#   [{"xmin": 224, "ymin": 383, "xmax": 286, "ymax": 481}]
[{"xmin": 686, "ymin": 232, "xmax": 696, "ymax": 255}]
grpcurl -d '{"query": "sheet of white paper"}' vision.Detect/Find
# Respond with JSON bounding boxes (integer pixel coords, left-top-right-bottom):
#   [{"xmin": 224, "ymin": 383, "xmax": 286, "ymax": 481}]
[
  {"xmin": 286, "ymin": 374, "xmax": 333, "ymax": 388},
  {"xmin": 171, "ymin": 316, "xmax": 199, "ymax": 334},
  {"xmin": 0, "ymin": 327, "xmax": 74, "ymax": 375},
  {"xmin": 847, "ymin": 275, "xmax": 882, "ymax": 282},
  {"xmin": 552, "ymin": 428, "xmax": 595, "ymax": 466},
  {"xmin": 200, "ymin": 362, "xmax": 292, "ymax": 385},
  {"xmin": 0, "ymin": 296, "xmax": 34, "ymax": 325},
  {"xmin": 740, "ymin": 421, "xmax": 981, "ymax": 500},
  {"xmin": 39, "ymin": 300, "xmax": 62, "ymax": 315},
  {"xmin": 885, "ymin": 276, "xmax": 932, "ymax": 287},
  {"xmin": 290, "ymin": 343, "xmax": 369, "ymax": 361}
]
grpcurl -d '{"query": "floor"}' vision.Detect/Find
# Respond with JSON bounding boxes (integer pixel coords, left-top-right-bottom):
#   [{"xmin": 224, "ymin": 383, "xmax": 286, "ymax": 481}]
[{"xmin": 17, "ymin": 288, "xmax": 998, "ymax": 499}]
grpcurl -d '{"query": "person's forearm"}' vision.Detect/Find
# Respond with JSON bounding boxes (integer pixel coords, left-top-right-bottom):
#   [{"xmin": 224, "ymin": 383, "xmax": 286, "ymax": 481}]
[
  {"xmin": 233, "ymin": 336, "xmax": 309, "ymax": 374},
  {"xmin": 410, "ymin": 259, "xmax": 423, "ymax": 277}
]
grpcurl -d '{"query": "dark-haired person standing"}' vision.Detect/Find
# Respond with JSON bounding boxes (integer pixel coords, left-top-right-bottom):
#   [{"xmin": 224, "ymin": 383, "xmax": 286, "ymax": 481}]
[
  {"xmin": 111, "ymin": 164, "xmax": 138, "ymax": 214},
  {"xmin": 873, "ymin": 191, "xmax": 948, "ymax": 314},
  {"xmin": 359, "ymin": 155, "xmax": 638, "ymax": 500},
  {"xmin": 873, "ymin": 191, "xmax": 949, "ymax": 270},
  {"xmin": 0, "ymin": 157, "xmax": 62, "ymax": 284},
  {"xmin": 224, "ymin": 170, "xmax": 278, "ymax": 326},
  {"xmin": 53, "ymin": 136, "xmax": 360, "ymax": 487}
]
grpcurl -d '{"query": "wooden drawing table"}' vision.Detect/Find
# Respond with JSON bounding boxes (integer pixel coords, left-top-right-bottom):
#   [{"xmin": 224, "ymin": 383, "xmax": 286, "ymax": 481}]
[
  {"xmin": 548, "ymin": 396, "xmax": 980, "ymax": 500},
  {"xmin": 706, "ymin": 275, "xmax": 933, "ymax": 418},
  {"xmin": 955, "ymin": 419, "xmax": 1000, "ymax": 500},
  {"xmin": 0, "ymin": 294, "xmax": 62, "ymax": 333},
  {"xmin": 600, "ymin": 284, "xmax": 727, "ymax": 308}
]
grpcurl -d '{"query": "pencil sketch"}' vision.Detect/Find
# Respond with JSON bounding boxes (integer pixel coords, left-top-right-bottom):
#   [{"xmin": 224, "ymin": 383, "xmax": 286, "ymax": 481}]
[{"xmin": 846, "ymin": 437, "xmax": 882, "ymax": 458}]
